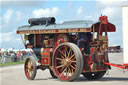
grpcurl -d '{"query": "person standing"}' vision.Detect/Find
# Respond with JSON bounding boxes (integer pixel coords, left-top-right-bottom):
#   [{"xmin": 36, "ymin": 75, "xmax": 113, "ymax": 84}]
[
  {"xmin": 20, "ymin": 52, "xmax": 24, "ymax": 61},
  {"xmin": 14, "ymin": 52, "xmax": 17, "ymax": 62},
  {"xmin": 1, "ymin": 52, "xmax": 6, "ymax": 64}
]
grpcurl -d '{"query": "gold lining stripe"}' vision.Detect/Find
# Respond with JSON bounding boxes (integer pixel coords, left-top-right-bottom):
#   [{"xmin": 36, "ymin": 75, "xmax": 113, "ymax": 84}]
[
  {"xmin": 17, "ymin": 28, "xmax": 91, "ymax": 34},
  {"xmin": 40, "ymin": 48, "xmax": 44, "ymax": 57}
]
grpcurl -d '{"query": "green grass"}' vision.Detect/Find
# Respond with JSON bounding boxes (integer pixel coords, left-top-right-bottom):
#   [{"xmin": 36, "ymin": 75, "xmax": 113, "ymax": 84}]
[{"xmin": 0, "ymin": 61, "xmax": 24, "ymax": 67}]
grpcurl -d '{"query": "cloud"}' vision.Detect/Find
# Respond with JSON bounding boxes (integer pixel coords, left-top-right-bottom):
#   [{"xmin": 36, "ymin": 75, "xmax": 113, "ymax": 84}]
[
  {"xmin": 0, "ymin": 32, "xmax": 24, "ymax": 48},
  {"xmin": 97, "ymin": 0, "xmax": 128, "ymax": 7},
  {"xmin": 15, "ymin": 11, "xmax": 24, "ymax": 21},
  {"xmin": 32, "ymin": 7, "xmax": 60, "ymax": 18},
  {"xmin": 1, "ymin": 9, "xmax": 25, "ymax": 33},
  {"xmin": 85, "ymin": 16, "xmax": 93, "ymax": 20},
  {"xmin": 2, "ymin": 9, "xmax": 13, "ymax": 24},
  {"xmin": 101, "ymin": 7, "xmax": 120, "ymax": 20},
  {"xmin": 77, "ymin": 6, "xmax": 83, "ymax": 16},
  {"xmin": 0, "ymin": 8, "xmax": 26, "ymax": 49},
  {"xmin": 0, "ymin": 32, "xmax": 14, "ymax": 43},
  {"xmin": 1, "ymin": 0, "xmax": 44, "ymax": 7}
]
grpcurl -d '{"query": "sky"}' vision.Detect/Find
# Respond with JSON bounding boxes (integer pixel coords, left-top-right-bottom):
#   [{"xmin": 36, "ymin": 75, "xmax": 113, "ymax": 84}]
[{"xmin": 0, "ymin": 0, "xmax": 128, "ymax": 49}]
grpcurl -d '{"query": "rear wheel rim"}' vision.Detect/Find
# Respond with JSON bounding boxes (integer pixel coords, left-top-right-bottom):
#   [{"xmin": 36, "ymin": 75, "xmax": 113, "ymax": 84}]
[{"xmin": 53, "ymin": 45, "xmax": 78, "ymax": 80}]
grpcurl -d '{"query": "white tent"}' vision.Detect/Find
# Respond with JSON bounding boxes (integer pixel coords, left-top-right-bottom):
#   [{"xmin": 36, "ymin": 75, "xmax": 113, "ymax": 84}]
[
  {"xmin": 0, "ymin": 49, "xmax": 7, "ymax": 52},
  {"xmin": 122, "ymin": 5, "xmax": 128, "ymax": 64}
]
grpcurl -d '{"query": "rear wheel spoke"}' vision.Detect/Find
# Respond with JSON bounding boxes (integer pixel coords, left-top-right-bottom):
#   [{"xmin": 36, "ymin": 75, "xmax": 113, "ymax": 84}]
[
  {"xmin": 70, "ymin": 60, "xmax": 76, "ymax": 64},
  {"xmin": 66, "ymin": 67, "xmax": 70, "ymax": 78},
  {"xmin": 68, "ymin": 48, "xmax": 71, "ymax": 57},
  {"xmin": 68, "ymin": 67, "xmax": 71, "ymax": 74},
  {"xmin": 56, "ymin": 58, "xmax": 63, "ymax": 61},
  {"xmin": 65, "ymin": 67, "xmax": 68, "ymax": 77},
  {"xmin": 70, "ymin": 64, "xmax": 76, "ymax": 70},
  {"xmin": 69, "ymin": 54, "xmax": 75, "ymax": 60},
  {"xmin": 60, "ymin": 67, "xmax": 67, "ymax": 76},
  {"xmin": 65, "ymin": 47, "xmax": 68, "ymax": 57},
  {"xmin": 57, "ymin": 65, "xmax": 64, "ymax": 69},
  {"xmin": 59, "ymin": 50, "xmax": 65, "ymax": 58},
  {"xmin": 71, "ymin": 68, "xmax": 74, "ymax": 75}
]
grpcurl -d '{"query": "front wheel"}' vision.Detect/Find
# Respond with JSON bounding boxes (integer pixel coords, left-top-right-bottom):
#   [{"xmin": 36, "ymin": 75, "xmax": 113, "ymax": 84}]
[
  {"xmin": 82, "ymin": 71, "xmax": 106, "ymax": 80},
  {"xmin": 24, "ymin": 56, "xmax": 37, "ymax": 80},
  {"xmin": 52, "ymin": 43, "xmax": 83, "ymax": 81}
]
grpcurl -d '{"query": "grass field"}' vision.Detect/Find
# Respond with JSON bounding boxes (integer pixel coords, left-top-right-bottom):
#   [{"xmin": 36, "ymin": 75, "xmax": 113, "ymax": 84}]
[{"xmin": 0, "ymin": 61, "xmax": 24, "ymax": 67}]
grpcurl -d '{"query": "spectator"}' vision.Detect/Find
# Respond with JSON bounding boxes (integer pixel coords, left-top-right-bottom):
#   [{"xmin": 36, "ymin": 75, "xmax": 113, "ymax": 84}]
[
  {"xmin": 10, "ymin": 53, "xmax": 14, "ymax": 62},
  {"xmin": 1, "ymin": 52, "xmax": 7, "ymax": 64},
  {"xmin": 17, "ymin": 52, "xmax": 20, "ymax": 61},
  {"xmin": 20, "ymin": 52, "xmax": 24, "ymax": 60},
  {"xmin": 14, "ymin": 52, "xmax": 17, "ymax": 62}
]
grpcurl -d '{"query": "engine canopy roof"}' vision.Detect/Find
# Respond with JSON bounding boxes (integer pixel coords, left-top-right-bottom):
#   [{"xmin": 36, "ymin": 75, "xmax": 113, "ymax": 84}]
[{"xmin": 16, "ymin": 20, "xmax": 115, "ymax": 34}]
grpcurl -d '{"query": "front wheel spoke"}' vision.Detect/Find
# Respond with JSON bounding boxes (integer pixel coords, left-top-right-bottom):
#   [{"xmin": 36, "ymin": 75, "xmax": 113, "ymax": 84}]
[
  {"xmin": 30, "ymin": 62, "xmax": 33, "ymax": 66},
  {"xmin": 29, "ymin": 71, "xmax": 32, "ymax": 76},
  {"xmin": 31, "ymin": 68, "xmax": 33, "ymax": 71},
  {"xmin": 28, "ymin": 70, "xmax": 30, "ymax": 74},
  {"xmin": 27, "ymin": 69, "xmax": 30, "ymax": 72},
  {"xmin": 26, "ymin": 65, "xmax": 28, "ymax": 68},
  {"xmin": 29, "ymin": 62, "xmax": 32, "ymax": 67},
  {"xmin": 28, "ymin": 62, "xmax": 30, "ymax": 66}
]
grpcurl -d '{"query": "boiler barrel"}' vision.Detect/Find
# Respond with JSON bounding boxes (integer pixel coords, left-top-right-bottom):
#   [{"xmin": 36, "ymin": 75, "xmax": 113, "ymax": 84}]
[{"xmin": 32, "ymin": 48, "xmax": 42, "ymax": 59}]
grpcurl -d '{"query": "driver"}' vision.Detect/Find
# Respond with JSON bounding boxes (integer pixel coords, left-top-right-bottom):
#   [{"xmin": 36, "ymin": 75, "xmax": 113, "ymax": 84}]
[{"xmin": 77, "ymin": 32, "xmax": 91, "ymax": 55}]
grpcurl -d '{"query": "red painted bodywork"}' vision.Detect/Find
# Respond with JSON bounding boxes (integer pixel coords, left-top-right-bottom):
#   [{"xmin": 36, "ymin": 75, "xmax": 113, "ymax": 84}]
[
  {"xmin": 41, "ymin": 57, "xmax": 49, "ymax": 65},
  {"xmin": 40, "ymin": 48, "xmax": 53, "ymax": 65},
  {"xmin": 92, "ymin": 22, "xmax": 116, "ymax": 32},
  {"xmin": 99, "ymin": 16, "xmax": 108, "ymax": 24}
]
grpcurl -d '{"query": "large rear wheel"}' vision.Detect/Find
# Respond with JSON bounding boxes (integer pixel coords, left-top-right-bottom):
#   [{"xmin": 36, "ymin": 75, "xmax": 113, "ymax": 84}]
[
  {"xmin": 52, "ymin": 43, "xmax": 83, "ymax": 81},
  {"xmin": 49, "ymin": 68, "xmax": 57, "ymax": 78},
  {"xmin": 24, "ymin": 56, "xmax": 37, "ymax": 80}
]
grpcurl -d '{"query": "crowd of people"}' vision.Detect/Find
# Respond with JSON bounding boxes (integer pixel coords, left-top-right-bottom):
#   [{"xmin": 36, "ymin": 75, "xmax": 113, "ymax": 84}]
[{"xmin": 0, "ymin": 50, "xmax": 33, "ymax": 64}]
